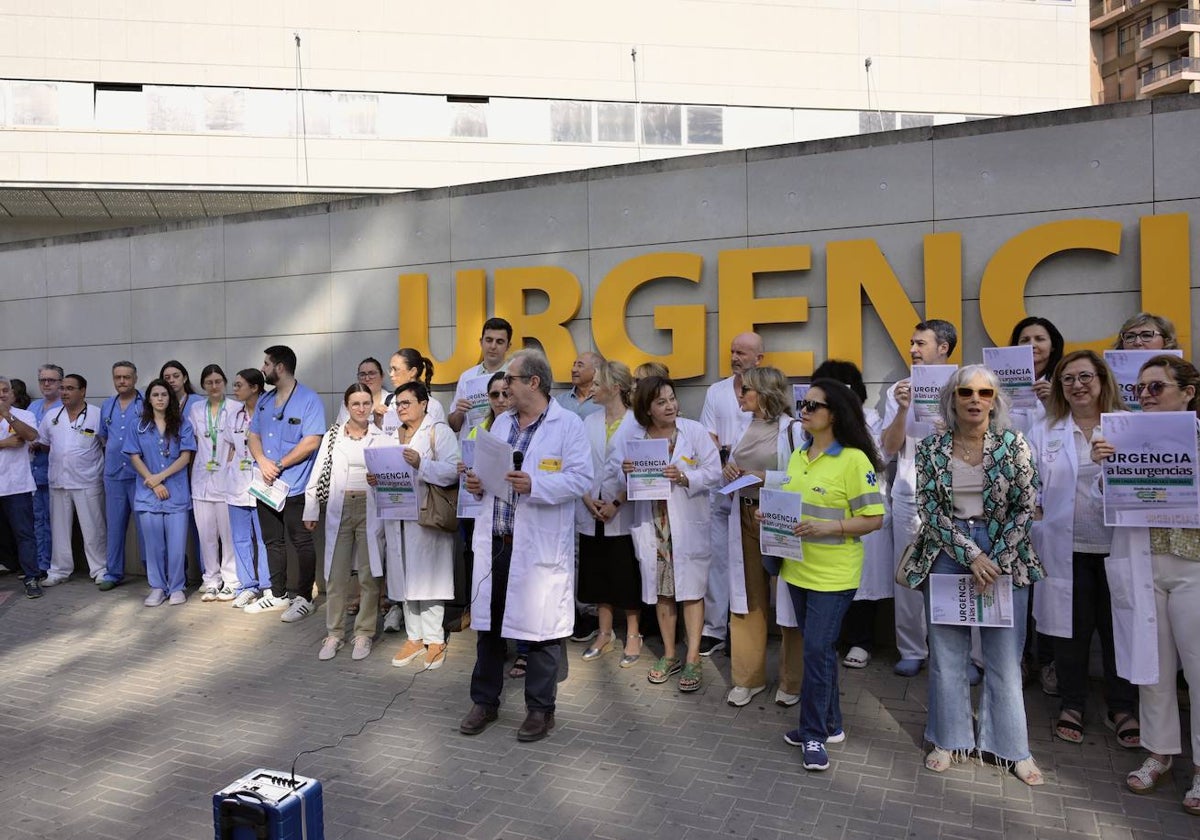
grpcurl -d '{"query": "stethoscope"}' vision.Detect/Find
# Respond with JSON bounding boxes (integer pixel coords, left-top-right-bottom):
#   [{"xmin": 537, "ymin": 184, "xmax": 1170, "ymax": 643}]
[
  {"xmin": 105, "ymin": 393, "xmax": 143, "ymax": 427},
  {"xmin": 52, "ymin": 403, "xmax": 90, "ymax": 432},
  {"xmin": 136, "ymin": 419, "xmax": 175, "ymax": 459}
]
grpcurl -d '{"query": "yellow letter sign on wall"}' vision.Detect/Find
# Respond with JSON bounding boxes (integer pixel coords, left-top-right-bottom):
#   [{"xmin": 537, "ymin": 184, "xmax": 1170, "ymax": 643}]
[
  {"xmin": 494, "ymin": 266, "xmax": 583, "ymax": 382},
  {"xmin": 398, "ymin": 270, "xmax": 487, "ymax": 385},
  {"xmin": 717, "ymin": 246, "xmax": 812, "ymax": 377}
]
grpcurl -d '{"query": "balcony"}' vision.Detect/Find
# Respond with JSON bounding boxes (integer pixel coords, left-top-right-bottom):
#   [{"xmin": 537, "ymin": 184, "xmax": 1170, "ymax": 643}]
[
  {"xmin": 1141, "ymin": 8, "xmax": 1200, "ymax": 49},
  {"xmin": 1141, "ymin": 55, "xmax": 1200, "ymax": 94},
  {"xmin": 1091, "ymin": 0, "xmax": 1154, "ymax": 29}
]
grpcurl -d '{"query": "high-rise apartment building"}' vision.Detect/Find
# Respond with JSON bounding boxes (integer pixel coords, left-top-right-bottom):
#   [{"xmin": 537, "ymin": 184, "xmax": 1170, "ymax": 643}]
[{"xmin": 1091, "ymin": 0, "xmax": 1200, "ymax": 101}]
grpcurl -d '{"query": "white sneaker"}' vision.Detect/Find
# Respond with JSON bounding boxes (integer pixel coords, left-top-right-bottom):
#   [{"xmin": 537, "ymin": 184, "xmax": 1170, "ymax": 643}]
[
  {"xmin": 144, "ymin": 588, "xmax": 166, "ymax": 607},
  {"xmin": 318, "ymin": 636, "xmax": 343, "ymax": 661},
  {"xmin": 281, "ymin": 595, "xmax": 313, "ymax": 623},
  {"xmin": 842, "ymin": 646, "xmax": 871, "ymax": 669},
  {"xmin": 231, "ymin": 589, "xmax": 260, "ymax": 609},
  {"xmin": 775, "ymin": 688, "xmax": 800, "ymax": 707},
  {"xmin": 168, "ymin": 590, "xmax": 187, "ymax": 606},
  {"xmin": 42, "ymin": 575, "xmax": 69, "ymax": 587},
  {"xmin": 216, "ymin": 586, "xmax": 237, "ymax": 602},
  {"xmin": 351, "ymin": 636, "xmax": 373, "ymax": 661},
  {"xmin": 200, "ymin": 586, "xmax": 220, "ymax": 602},
  {"xmin": 726, "ymin": 685, "xmax": 766, "ymax": 707},
  {"xmin": 383, "ymin": 604, "xmax": 403, "ymax": 633},
  {"xmin": 243, "ymin": 589, "xmax": 290, "ymax": 614}
]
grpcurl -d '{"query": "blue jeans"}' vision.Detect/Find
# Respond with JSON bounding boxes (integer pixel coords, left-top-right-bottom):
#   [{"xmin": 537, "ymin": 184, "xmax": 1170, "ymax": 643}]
[
  {"xmin": 33, "ymin": 483, "xmax": 51, "ymax": 572},
  {"xmin": 787, "ymin": 583, "xmax": 856, "ymax": 743},
  {"xmin": 0, "ymin": 492, "xmax": 40, "ymax": 579},
  {"xmin": 924, "ymin": 520, "xmax": 1031, "ymax": 762},
  {"xmin": 228, "ymin": 503, "xmax": 269, "ymax": 593},
  {"xmin": 103, "ymin": 477, "xmax": 142, "ymax": 583},
  {"xmin": 139, "ymin": 511, "xmax": 189, "ymax": 595}
]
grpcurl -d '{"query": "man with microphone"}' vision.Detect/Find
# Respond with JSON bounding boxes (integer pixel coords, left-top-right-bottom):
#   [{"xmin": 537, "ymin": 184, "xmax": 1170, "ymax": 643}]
[{"xmin": 459, "ymin": 349, "xmax": 593, "ymax": 742}]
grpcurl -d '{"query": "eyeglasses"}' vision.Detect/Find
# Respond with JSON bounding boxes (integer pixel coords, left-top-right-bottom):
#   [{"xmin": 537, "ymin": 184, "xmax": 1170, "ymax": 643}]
[
  {"xmin": 488, "ymin": 391, "xmax": 507, "ymax": 399},
  {"xmin": 1060, "ymin": 372, "xmax": 1097, "ymax": 387},
  {"xmin": 357, "ymin": 370, "xmax": 380, "ymax": 379},
  {"xmin": 1135, "ymin": 380, "xmax": 1177, "ymax": 397},
  {"xmin": 1122, "ymin": 330, "xmax": 1163, "ymax": 345},
  {"xmin": 394, "ymin": 399, "xmax": 417, "ymax": 408},
  {"xmin": 38, "ymin": 378, "xmax": 61, "ymax": 384},
  {"xmin": 955, "ymin": 387, "xmax": 996, "ymax": 399},
  {"xmin": 798, "ymin": 399, "xmax": 828, "ymax": 413},
  {"xmin": 503, "ymin": 374, "xmax": 531, "ymax": 385},
  {"xmin": 740, "ymin": 386, "xmax": 756, "ymax": 394}
]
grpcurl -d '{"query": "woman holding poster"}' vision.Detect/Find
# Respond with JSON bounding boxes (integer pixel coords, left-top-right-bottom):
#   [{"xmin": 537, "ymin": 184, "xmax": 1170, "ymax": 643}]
[
  {"xmin": 377, "ymin": 381, "xmax": 461, "ymax": 671},
  {"xmin": 613, "ymin": 376, "xmax": 721, "ymax": 693},
  {"xmin": 1029, "ymin": 350, "xmax": 1137, "ymax": 748},
  {"xmin": 767, "ymin": 379, "xmax": 884, "ymax": 773},
  {"xmin": 303, "ymin": 384, "xmax": 386, "ymax": 661},
  {"xmin": 1099, "ymin": 355, "xmax": 1200, "ymax": 812},
  {"xmin": 898, "ymin": 365, "xmax": 1044, "ymax": 785}
]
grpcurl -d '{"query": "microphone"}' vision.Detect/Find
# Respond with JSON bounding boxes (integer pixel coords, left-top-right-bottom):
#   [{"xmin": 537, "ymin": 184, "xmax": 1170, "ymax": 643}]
[{"xmin": 512, "ymin": 450, "xmax": 524, "ymax": 471}]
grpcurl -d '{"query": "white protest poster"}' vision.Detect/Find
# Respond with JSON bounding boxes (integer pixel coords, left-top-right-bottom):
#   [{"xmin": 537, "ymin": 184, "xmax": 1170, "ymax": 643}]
[
  {"xmin": 1104, "ymin": 350, "xmax": 1184, "ymax": 412},
  {"xmin": 928, "ymin": 574, "xmax": 1014, "ymax": 627},
  {"xmin": 626, "ymin": 438, "xmax": 671, "ymax": 501},
  {"xmin": 363, "ymin": 446, "xmax": 418, "ymax": 520},
  {"xmin": 792, "ymin": 384, "xmax": 810, "ymax": 415},
  {"xmin": 248, "ymin": 474, "xmax": 289, "ymax": 512},
  {"xmin": 905, "ymin": 364, "xmax": 957, "ymax": 439},
  {"xmin": 983, "ymin": 345, "xmax": 1036, "ymax": 411},
  {"xmin": 759, "ymin": 488, "xmax": 803, "ymax": 562},
  {"xmin": 461, "ymin": 373, "xmax": 494, "ymax": 432},
  {"xmin": 1100, "ymin": 410, "xmax": 1200, "ymax": 528},
  {"xmin": 471, "ymin": 426, "xmax": 516, "ymax": 500},
  {"xmin": 457, "ymin": 439, "xmax": 483, "ymax": 518}
]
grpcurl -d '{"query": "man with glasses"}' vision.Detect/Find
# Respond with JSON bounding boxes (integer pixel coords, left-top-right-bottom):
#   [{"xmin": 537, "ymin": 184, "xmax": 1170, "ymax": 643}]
[
  {"xmin": 97, "ymin": 361, "xmax": 143, "ymax": 590},
  {"xmin": 459, "ymin": 349, "xmax": 592, "ymax": 742},
  {"xmin": 37, "ymin": 374, "xmax": 107, "ymax": 586},
  {"xmin": 881, "ymin": 319, "xmax": 957, "ymax": 677},
  {"xmin": 0, "ymin": 376, "xmax": 43, "ymax": 598},
  {"xmin": 245, "ymin": 345, "xmax": 326, "ymax": 621},
  {"xmin": 698, "ymin": 332, "xmax": 765, "ymax": 658},
  {"xmin": 28, "ymin": 364, "xmax": 64, "ymax": 575}
]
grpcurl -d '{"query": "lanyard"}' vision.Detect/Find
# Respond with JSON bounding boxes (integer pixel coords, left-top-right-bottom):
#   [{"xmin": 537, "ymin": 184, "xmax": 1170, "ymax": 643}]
[{"xmin": 206, "ymin": 400, "xmax": 224, "ymax": 456}]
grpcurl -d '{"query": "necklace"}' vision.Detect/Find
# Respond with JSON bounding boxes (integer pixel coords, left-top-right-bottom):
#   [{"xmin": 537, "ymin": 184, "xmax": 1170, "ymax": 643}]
[{"xmin": 955, "ymin": 435, "xmax": 984, "ymax": 461}]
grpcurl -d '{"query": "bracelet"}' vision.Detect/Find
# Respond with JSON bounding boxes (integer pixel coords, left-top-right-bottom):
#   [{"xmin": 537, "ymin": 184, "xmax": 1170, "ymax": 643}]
[{"xmin": 838, "ymin": 520, "xmax": 845, "ymax": 536}]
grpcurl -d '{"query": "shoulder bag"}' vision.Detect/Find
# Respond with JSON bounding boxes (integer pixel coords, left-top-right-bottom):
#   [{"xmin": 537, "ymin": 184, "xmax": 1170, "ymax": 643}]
[{"xmin": 418, "ymin": 423, "xmax": 460, "ymax": 533}]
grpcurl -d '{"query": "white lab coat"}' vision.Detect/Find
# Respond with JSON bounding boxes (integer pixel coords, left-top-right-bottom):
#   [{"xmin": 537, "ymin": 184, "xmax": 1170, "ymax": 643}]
[
  {"xmin": 302, "ymin": 422, "xmax": 388, "ymax": 581},
  {"xmin": 612, "ymin": 417, "xmax": 722, "ymax": 604},
  {"xmin": 576, "ymin": 408, "xmax": 636, "ymax": 537},
  {"xmin": 470, "ymin": 400, "xmax": 593, "ymax": 641},
  {"xmin": 189, "ymin": 399, "xmax": 243, "ymax": 502},
  {"xmin": 1104, "ymin": 526, "xmax": 1158, "ymax": 685},
  {"xmin": 378, "ymin": 415, "xmax": 461, "ymax": 601}
]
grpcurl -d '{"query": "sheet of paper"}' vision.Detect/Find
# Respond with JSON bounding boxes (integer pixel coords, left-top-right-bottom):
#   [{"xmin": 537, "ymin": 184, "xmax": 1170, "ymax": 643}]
[
  {"xmin": 363, "ymin": 446, "xmax": 418, "ymax": 520},
  {"xmin": 456, "ymin": 439, "xmax": 483, "ymax": 518},
  {"xmin": 248, "ymin": 474, "xmax": 289, "ymax": 512},
  {"xmin": 983, "ymin": 345, "xmax": 1036, "ymax": 410},
  {"xmin": 461, "ymin": 373, "xmax": 495, "ymax": 432},
  {"xmin": 471, "ymin": 425, "xmax": 516, "ymax": 500},
  {"xmin": 1104, "ymin": 349, "xmax": 1184, "ymax": 411},
  {"xmin": 719, "ymin": 473, "xmax": 763, "ymax": 495},
  {"xmin": 626, "ymin": 438, "xmax": 671, "ymax": 501},
  {"xmin": 905, "ymin": 364, "xmax": 957, "ymax": 439},
  {"xmin": 759, "ymin": 488, "xmax": 802, "ymax": 562},
  {"xmin": 1100, "ymin": 410, "xmax": 1200, "ymax": 528},
  {"xmin": 928, "ymin": 574, "xmax": 1014, "ymax": 627}
]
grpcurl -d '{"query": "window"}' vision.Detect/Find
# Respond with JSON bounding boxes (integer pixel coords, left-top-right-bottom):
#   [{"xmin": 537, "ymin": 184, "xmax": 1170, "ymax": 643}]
[
  {"xmin": 900, "ymin": 113, "xmax": 934, "ymax": 129},
  {"xmin": 550, "ymin": 101, "xmax": 592, "ymax": 142},
  {"xmin": 95, "ymin": 84, "xmax": 145, "ymax": 130},
  {"xmin": 686, "ymin": 106, "xmax": 723, "ymax": 144},
  {"xmin": 147, "ymin": 86, "xmax": 199, "ymax": 132},
  {"xmin": 858, "ymin": 110, "xmax": 896, "ymax": 133},
  {"xmin": 450, "ymin": 101, "xmax": 487, "ymax": 138},
  {"xmin": 11, "ymin": 82, "xmax": 58, "ymax": 126},
  {"xmin": 641, "ymin": 103, "xmax": 681, "ymax": 145},
  {"xmin": 335, "ymin": 93, "xmax": 377, "ymax": 136},
  {"xmin": 597, "ymin": 102, "xmax": 635, "ymax": 142},
  {"xmin": 203, "ymin": 88, "xmax": 245, "ymax": 132}
]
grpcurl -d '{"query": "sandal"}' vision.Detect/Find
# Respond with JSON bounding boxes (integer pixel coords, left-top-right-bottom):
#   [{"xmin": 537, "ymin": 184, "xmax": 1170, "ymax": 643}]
[
  {"xmin": 678, "ymin": 661, "xmax": 702, "ymax": 693},
  {"xmin": 1054, "ymin": 709, "xmax": 1084, "ymax": 744},
  {"xmin": 1127, "ymin": 756, "xmax": 1173, "ymax": 794},
  {"xmin": 1013, "ymin": 758, "xmax": 1045, "ymax": 787},
  {"xmin": 1105, "ymin": 710, "xmax": 1141, "ymax": 750},
  {"xmin": 507, "ymin": 654, "xmax": 528, "ymax": 679},
  {"xmin": 1184, "ymin": 773, "xmax": 1200, "ymax": 816},
  {"xmin": 647, "ymin": 656, "xmax": 681, "ymax": 685},
  {"xmin": 620, "ymin": 634, "xmax": 644, "ymax": 669},
  {"xmin": 925, "ymin": 747, "xmax": 953, "ymax": 773}
]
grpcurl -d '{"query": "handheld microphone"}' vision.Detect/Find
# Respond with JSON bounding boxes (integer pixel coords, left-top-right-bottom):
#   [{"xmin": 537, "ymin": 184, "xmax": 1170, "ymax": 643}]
[{"xmin": 512, "ymin": 450, "xmax": 524, "ymax": 471}]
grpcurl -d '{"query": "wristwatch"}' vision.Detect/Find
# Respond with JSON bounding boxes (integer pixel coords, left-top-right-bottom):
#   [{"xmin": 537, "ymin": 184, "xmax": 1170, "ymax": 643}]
[
  {"xmin": 274, "ymin": 459, "xmax": 284, "ymax": 471},
  {"xmin": 611, "ymin": 499, "xmax": 622, "ymax": 508}
]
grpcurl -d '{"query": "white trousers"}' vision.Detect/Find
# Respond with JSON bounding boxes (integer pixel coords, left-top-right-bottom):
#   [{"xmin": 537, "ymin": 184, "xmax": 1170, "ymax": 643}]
[
  {"xmin": 403, "ymin": 600, "xmax": 445, "ymax": 644},
  {"xmin": 892, "ymin": 496, "xmax": 928, "ymax": 660},
  {"xmin": 704, "ymin": 492, "xmax": 731, "ymax": 638},
  {"xmin": 49, "ymin": 485, "xmax": 107, "ymax": 580},
  {"xmin": 193, "ymin": 498, "xmax": 238, "ymax": 589},
  {"xmin": 1140, "ymin": 552, "xmax": 1200, "ymax": 761}
]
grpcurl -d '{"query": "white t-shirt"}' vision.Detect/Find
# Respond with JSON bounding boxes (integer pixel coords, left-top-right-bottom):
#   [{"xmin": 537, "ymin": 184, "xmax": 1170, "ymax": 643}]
[
  {"xmin": 0, "ymin": 407, "xmax": 37, "ymax": 496},
  {"xmin": 38, "ymin": 403, "xmax": 104, "ymax": 489}
]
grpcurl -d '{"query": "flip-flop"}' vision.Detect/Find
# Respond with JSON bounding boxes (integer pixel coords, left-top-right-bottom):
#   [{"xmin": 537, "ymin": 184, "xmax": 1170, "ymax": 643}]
[
  {"xmin": 507, "ymin": 654, "xmax": 528, "ymax": 679},
  {"xmin": 1105, "ymin": 711, "xmax": 1141, "ymax": 750}
]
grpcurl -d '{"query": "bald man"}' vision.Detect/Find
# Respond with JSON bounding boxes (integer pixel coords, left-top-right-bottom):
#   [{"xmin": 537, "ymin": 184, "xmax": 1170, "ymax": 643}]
[
  {"xmin": 555, "ymin": 351, "xmax": 605, "ymax": 419},
  {"xmin": 698, "ymin": 332, "xmax": 765, "ymax": 656}
]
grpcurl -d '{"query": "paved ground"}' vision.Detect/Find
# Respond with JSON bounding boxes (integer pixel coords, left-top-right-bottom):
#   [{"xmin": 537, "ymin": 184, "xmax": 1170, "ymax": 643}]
[{"xmin": 1, "ymin": 576, "xmax": 1198, "ymax": 840}]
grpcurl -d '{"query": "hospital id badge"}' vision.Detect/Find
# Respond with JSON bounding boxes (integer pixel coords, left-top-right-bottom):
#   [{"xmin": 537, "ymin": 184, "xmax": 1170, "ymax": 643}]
[
  {"xmin": 239, "ymin": 458, "xmax": 253, "ymax": 471},
  {"xmin": 206, "ymin": 460, "xmax": 219, "ymax": 472}
]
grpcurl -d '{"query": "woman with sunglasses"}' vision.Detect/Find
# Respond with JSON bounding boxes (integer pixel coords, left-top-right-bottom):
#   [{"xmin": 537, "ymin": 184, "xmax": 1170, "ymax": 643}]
[
  {"xmin": 1113, "ymin": 312, "xmax": 1179, "ymax": 351},
  {"xmin": 222, "ymin": 369, "xmax": 270, "ymax": 608},
  {"xmin": 188, "ymin": 364, "xmax": 241, "ymax": 601},
  {"xmin": 122, "ymin": 379, "xmax": 196, "ymax": 607},
  {"xmin": 611, "ymin": 376, "xmax": 721, "ymax": 692},
  {"xmin": 1097, "ymin": 355, "xmax": 1200, "ymax": 812},
  {"xmin": 899, "ymin": 365, "xmax": 1044, "ymax": 785},
  {"xmin": 1029, "ymin": 351, "xmax": 1136, "ymax": 748},
  {"xmin": 375, "ymin": 381, "xmax": 461, "ymax": 671},
  {"xmin": 758, "ymin": 379, "xmax": 884, "ymax": 772}
]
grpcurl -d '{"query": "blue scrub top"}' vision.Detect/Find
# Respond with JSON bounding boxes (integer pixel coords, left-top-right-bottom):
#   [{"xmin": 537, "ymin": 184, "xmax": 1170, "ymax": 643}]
[
  {"xmin": 98, "ymin": 393, "xmax": 143, "ymax": 481},
  {"xmin": 122, "ymin": 418, "xmax": 197, "ymax": 513},
  {"xmin": 249, "ymin": 382, "xmax": 325, "ymax": 497},
  {"xmin": 29, "ymin": 397, "xmax": 60, "ymax": 486}
]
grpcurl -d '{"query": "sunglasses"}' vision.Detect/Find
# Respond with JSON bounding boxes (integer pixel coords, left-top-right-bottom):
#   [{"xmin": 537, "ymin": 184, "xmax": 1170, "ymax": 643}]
[
  {"xmin": 798, "ymin": 399, "xmax": 828, "ymax": 413},
  {"xmin": 955, "ymin": 387, "xmax": 996, "ymax": 399},
  {"xmin": 488, "ymin": 391, "xmax": 507, "ymax": 399},
  {"xmin": 1135, "ymin": 380, "xmax": 1176, "ymax": 397}
]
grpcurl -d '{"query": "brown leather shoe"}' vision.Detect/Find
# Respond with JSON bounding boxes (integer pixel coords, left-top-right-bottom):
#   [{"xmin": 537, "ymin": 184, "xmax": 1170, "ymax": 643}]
[
  {"xmin": 459, "ymin": 704, "xmax": 498, "ymax": 736},
  {"xmin": 516, "ymin": 709, "xmax": 555, "ymax": 742}
]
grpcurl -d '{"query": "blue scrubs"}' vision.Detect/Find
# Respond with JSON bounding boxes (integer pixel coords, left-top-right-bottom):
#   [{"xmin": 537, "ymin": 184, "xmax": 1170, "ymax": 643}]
[
  {"xmin": 97, "ymin": 393, "xmax": 143, "ymax": 584},
  {"xmin": 28, "ymin": 397, "xmax": 60, "ymax": 572},
  {"xmin": 248, "ymin": 383, "xmax": 326, "ymax": 497},
  {"xmin": 123, "ymin": 419, "xmax": 196, "ymax": 595}
]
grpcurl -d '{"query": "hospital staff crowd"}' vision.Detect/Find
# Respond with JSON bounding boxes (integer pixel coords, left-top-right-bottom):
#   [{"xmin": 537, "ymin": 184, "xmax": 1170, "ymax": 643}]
[{"xmin": 1, "ymin": 310, "xmax": 1199, "ymax": 811}]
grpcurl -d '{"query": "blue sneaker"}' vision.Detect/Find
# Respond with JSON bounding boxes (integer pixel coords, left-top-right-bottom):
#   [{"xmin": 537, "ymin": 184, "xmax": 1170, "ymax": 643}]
[
  {"xmin": 894, "ymin": 658, "xmax": 924, "ymax": 677},
  {"xmin": 802, "ymin": 741, "xmax": 829, "ymax": 771},
  {"xmin": 826, "ymin": 728, "xmax": 845, "ymax": 744},
  {"xmin": 783, "ymin": 729, "xmax": 804, "ymax": 747}
]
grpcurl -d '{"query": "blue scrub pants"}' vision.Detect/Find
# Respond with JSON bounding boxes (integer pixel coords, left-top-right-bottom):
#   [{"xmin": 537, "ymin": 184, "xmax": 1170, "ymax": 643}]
[
  {"xmin": 138, "ymin": 511, "xmax": 189, "ymax": 595},
  {"xmin": 228, "ymin": 503, "xmax": 269, "ymax": 593},
  {"xmin": 103, "ymin": 477, "xmax": 141, "ymax": 584}
]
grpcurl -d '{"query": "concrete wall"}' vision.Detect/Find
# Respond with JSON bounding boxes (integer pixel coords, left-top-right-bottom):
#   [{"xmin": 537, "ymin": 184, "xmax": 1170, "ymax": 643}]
[{"xmin": 0, "ymin": 95, "xmax": 1197, "ymax": 428}]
